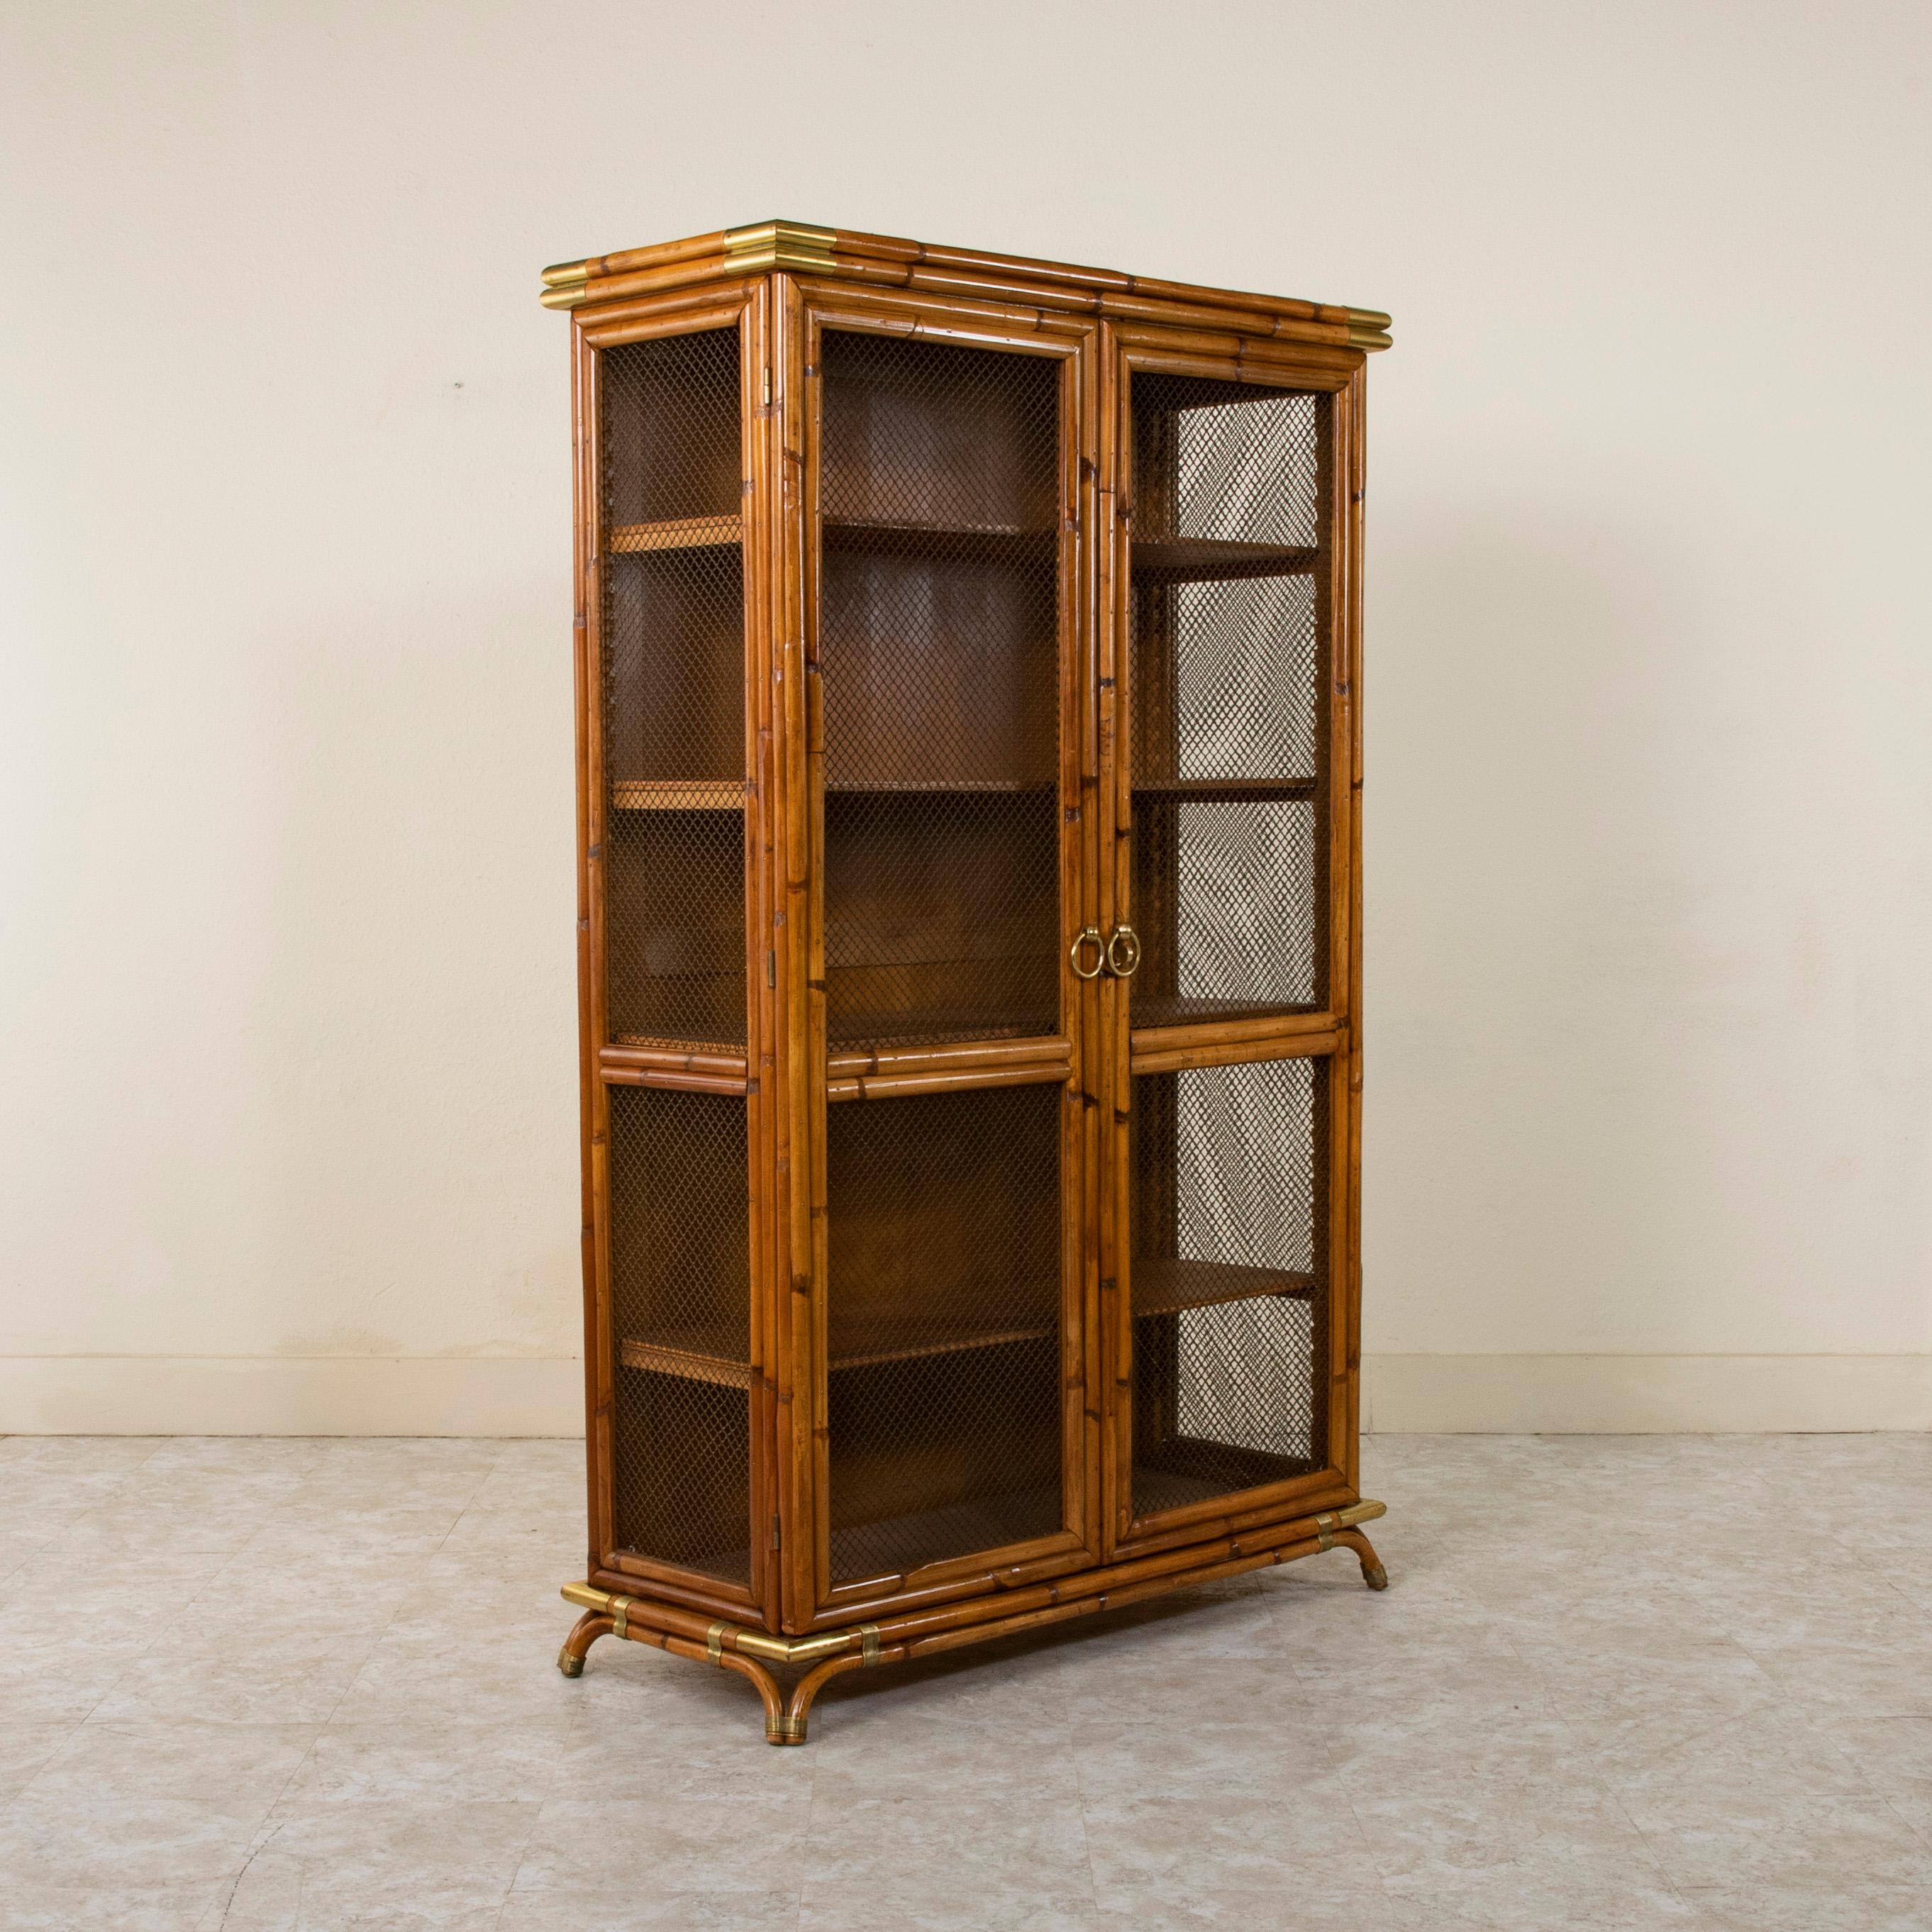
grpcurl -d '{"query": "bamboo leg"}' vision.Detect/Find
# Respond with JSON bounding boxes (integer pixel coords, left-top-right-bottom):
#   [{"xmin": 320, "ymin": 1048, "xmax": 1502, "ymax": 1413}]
[
  {"xmin": 559, "ymin": 1605, "xmax": 787, "ymax": 1739},
  {"xmin": 1333, "ymin": 1526, "xmax": 1388, "ymax": 1590},
  {"xmin": 774, "ymin": 1652, "xmax": 867, "ymax": 1745},
  {"xmin": 557, "ymin": 1610, "xmax": 612, "ymax": 1677},
  {"xmin": 718, "ymin": 1652, "xmax": 787, "ymax": 1741}
]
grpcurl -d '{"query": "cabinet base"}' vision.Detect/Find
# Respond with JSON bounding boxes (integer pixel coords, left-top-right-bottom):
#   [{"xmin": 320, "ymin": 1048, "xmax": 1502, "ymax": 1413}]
[{"xmin": 555, "ymin": 1499, "xmax": 1388, "ymax": 1743}]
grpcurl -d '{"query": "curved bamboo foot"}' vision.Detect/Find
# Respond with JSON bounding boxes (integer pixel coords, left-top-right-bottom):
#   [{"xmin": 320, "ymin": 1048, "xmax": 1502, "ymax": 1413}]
[
  {"xmin": 557, "ymin": 1609, "xmax": 611, "ymax": 1677},
  {"xmin": 769, "ymin": 1653, "xmax": 866, "ymax": 1745},
  {"xmin": 1335, "ymin": 1527, "xmax": 1389, "ymax": 1590}
]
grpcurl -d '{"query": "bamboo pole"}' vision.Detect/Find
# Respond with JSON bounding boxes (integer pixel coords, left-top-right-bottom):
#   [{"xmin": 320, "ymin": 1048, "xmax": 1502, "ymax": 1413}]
[
  {"xmin": 1131, "ymin": 1030, "xmax": 1341, "ymax": 1077},
  {"xmin": 1128, "ymin": 1011, "xmax": 1337, "ymax": 1054},
  {"xmin": 825, "ymin": 1035, "xmax": 1070, "ymax": 1079},
  {"xmin": 826, "ymin": 1063, "xmax": 1074, "ymax": 1104}
]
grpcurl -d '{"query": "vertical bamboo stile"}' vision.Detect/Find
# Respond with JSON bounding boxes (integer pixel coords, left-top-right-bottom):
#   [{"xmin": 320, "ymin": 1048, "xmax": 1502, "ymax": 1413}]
[
  {"xmin": 743, "ymin": 282, "xmax": 775, "ymax": 1622},
  {"xmin": 1321, "ymin": 362, "xmax": 1352, "ymax": 1479},
  {"xmin": 1057, "ymin": 333, "xmax": 1090, "ymax": 1554},
  {"xmin": 577, "ymin": 326, "xmax": 616, "ymax": 1572},
  {"xmin": 571, "ymin": 321, "xmax": 603, "ymax": 1577},
  {"xmin": 1343, "ymin": 362, "xmax": 1368, "ymax": 1484},
  {"xmin": 778, "ymin": 275, "xmax": 818, "ymax": 1633},
  {"xmin": 1100, "ymin": 328, "xmax": 1132, "ymax": 1554}
]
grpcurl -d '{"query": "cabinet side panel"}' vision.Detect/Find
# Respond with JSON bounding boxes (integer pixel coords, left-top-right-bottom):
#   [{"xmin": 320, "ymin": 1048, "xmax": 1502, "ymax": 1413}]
[
  {"xmin": 600, "ymin": 326, "xmax": 749, "ymax": 1048},
  {"xmin": 607, "ymin": 1086, "xmax": 753, "ymax": 1582}
]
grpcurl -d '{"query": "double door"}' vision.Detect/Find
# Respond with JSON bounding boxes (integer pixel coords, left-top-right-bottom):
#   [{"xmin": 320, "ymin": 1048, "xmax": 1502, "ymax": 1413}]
[{"xmin": 583, "ymin": 278, "xmax": 1362, "ymax": 1633}]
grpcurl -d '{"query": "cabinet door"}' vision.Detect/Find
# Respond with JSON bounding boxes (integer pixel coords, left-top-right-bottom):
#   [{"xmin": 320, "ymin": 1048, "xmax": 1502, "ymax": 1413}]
[
  {"xmin": 1102, "ymin": 331, "xmax": 1362, "ymax": 1550},
  {"xmin": 579, "ymin": 295, "xmax": 771, "ymax": 1616},
  {"xmin": 780, "ymin": 284, "xmax": 1101, "ymax": 1623}
]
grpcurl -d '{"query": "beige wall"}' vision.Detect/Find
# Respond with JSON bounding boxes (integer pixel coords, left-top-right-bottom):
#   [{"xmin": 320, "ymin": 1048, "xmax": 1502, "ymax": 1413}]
[{"xmin": 3, "ymin": 2, "xmax": 1927, "ymax": 1434}]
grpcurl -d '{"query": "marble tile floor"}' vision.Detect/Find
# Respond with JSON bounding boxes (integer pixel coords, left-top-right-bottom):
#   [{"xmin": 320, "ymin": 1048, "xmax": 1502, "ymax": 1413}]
[{"xmin": 1, "ymin": 1432, "xmax": 1930, "ymax": 1930}]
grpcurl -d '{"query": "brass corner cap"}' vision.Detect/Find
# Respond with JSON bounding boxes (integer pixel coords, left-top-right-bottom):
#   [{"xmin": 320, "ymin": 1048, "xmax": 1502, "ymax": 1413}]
[
  {"xmin": 538, "ymin": 257, "xmax": 591, "ymax": 310},
  {"xmin": 723, "ymin": 218, "xmax": 837, "ymax": 274},
  {"xmin": 1345, "ymin": 306, "xmax": 1393, "ymax": 352}
]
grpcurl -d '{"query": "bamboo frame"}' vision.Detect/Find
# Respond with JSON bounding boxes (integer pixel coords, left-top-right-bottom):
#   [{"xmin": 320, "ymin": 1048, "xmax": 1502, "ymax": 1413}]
[{"xmin": 550, "ymin": 221, "xmax": 1389, "ymax": 1737}]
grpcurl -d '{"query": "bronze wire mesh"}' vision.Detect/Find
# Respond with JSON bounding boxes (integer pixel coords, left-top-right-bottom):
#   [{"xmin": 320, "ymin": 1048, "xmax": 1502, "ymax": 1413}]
[
  {"xmin": 1131, "ymin": 1057, "xmax": 1328, "ymax": 1517},
  {"xmin": 817, "ymin": 330, "xmax": 1062, "ymax": 1048},
  {"xmin": 825, "ymin": 1082, "xmax": 1063, "ymax": 1584},
  {"xmin": 601, "ymin": 325, "xmax": 748, "ymax": 1048},
  {"xmin": 1129, "ymin": 374, "xmax": 1331, "ymax": 1024},
  {"xmin": 607, "ymin": 1084, "xmax": 753, "ymax": 1582}
]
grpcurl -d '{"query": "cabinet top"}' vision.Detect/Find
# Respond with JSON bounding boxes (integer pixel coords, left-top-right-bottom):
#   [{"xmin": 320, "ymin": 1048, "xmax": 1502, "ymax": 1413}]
[{"xmin": 538, "ymin": 218, "xmax": 1391, "ymax": 352}]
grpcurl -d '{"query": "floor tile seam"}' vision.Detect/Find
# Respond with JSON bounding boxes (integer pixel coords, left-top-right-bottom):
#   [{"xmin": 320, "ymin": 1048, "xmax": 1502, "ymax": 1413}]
[
  {"xmin": 1575, "ymin": 1717, "xmax": 1713, "ymax": 1912},
  {"xmin": 1062, "ymin": 1699, "xmax": 1109, "ymax": 1916},
  {"xmin": 7, "ymin": 1612, "xmax": 180, "ymax": 1799},
  {"xmin": 496, "ymin": 1699, "xmax": 615, "ymax": 1912},
  {"xmin": 308, "ymin": 1526, "xmax": 440, "ymax": 1729},
  {"xmin": 1875, "ymin": 1787, "xmax": 1932, "ymax": 1859},
  {"xmin": 203, "ymin": 1811, "xmax": 296, "ymax": 1931},
  {"xmin": 1776, "ymin": 1701, "xmax": 1895, "ymax": 1798},
  {"xmin": 1333, "ymin": 1761, "xmax": 1403, "ymax": 1908}
]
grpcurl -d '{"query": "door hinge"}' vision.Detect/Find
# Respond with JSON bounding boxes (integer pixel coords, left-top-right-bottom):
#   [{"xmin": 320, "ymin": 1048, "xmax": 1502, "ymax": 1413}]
[
  {"xmin": 762, "ymin": 367, "xmax": 772, "ymax": 407},
  {"xmin": 770, "ymin": 1515, "xmax": 782, "ymax": 1553},
  {"xmin": 766, "ymin": 949, "xmax": 777, "ymax": 987}
]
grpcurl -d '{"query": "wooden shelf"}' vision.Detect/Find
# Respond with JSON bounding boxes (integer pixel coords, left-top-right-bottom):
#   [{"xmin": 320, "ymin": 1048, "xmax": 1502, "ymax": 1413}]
[
  {"xmin": 1133, "ymin": 1257, "xmax": 1314, "ymax": 1318},
  {"xmin": 1132, "ymin": 538, "xmax": 1318, "ymax": 582},
  {"xmin": 621, "ymin": 1264, "xmax": 1306, "ymax": 1393},
  {"xmin": 608, "ymin": 514, "xmax": 741, "ymax": 555},
  {"xmin": 826, "ymin": 778, "xmax": 1054, "ymax": 796},
  {"xmin": 622, "ymin": 1316, "xmax": 1055, "ymax": 1390},
  {"xmin": 611, "ymin": 779, "xmax": 747, "ymax": 811},
  {"xmin": 1132, "ymin": 776, "xmax": 1316, "ymax": 801},
  {"xmin": 620, "ymin": 1334, "xmax": 753, "ymax": 1390},
  {"xmin": 831, "ymin": 1318, "xmax": 1055, "ymax": 1372},
  {"xmin": 823, "ymin": 518, "xmax": 1055, "ymax": 563},
  {"xmin": 826, "ymin": 1009, "xmax": 1057, "ymax": 1053},
  {"xmin": 828, "ymin": 1482, "xmax": 1062, "ymax": 1584}
]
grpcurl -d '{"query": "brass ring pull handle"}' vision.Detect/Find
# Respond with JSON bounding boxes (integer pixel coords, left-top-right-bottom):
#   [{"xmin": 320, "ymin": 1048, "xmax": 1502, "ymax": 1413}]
[
  {"xmin": 1069, "ymin": 926, "xmax": 1106, "ymax": 980},
  {"xmin": 1105, "ymin": 926, "xmax": 1142, "ymax": 978}
]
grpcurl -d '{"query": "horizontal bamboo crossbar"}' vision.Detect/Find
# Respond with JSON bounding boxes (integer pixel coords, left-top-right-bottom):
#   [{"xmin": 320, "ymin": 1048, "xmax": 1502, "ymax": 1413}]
[
  {"xmin": 1128, "ymin": 1010, "xmax": 1339, "ymax": 1054},
  {"xmin": 1132, "ymin": 1027, "xmax": 1342, "ymax": 1076},
  {"xmin": 826, "ymin": 1035, "xmax": 1070, "ymax": 1079},
  {"xmin": 600, "ymin": 1043, "xmax": 750, "ymax": 1093},
  {"xmin": 826, "ymin": 1061, "xmax": 1072, "ymax": 1102}
]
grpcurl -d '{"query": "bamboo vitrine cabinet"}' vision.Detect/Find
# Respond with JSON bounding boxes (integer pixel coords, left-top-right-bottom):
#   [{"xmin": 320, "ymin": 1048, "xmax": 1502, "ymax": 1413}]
[{"xmin": 543, "ymin": 221, "xmax": 1392, "ymax": 1742}]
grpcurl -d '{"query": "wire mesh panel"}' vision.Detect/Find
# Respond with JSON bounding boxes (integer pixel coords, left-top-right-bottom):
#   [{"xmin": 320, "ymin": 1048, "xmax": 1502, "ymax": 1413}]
[
  {"xmin": 601, "ymin": 326, "xmax": 747, "ymax": 1046},
  {"xmin": 1129, "ymin": 1057, "xmax": 1328, "ymax": 1518},
  {"xmin": 818, "ymin": 331, "xmax": 1062, "ymax": 1048},
  {"xmin": 607, "ymin": 1084, "xmax": 752, "ymax": 1582},
  {"xmin": 825, "ymin": 1083, "xmax": 1063, "ymax": 1584},
  {"xmin": 1129, "ymin": 374, "xmax": 1332, "ymax": 1026}
]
